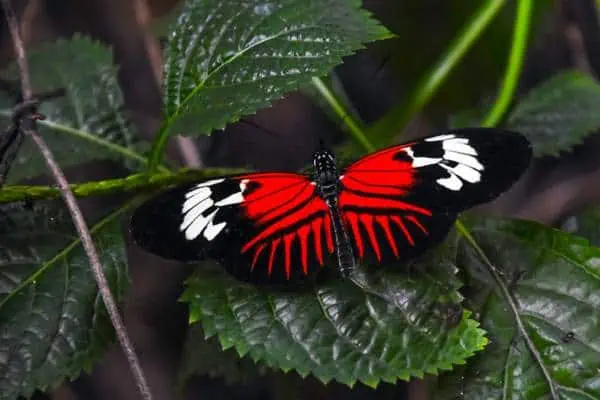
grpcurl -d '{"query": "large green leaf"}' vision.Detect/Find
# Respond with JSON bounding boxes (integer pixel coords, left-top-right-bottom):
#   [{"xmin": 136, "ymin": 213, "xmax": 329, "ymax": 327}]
[
  {"xmin": 0, "ymin": 36, "xmax": 150, "ymax": 183},
  {"xmin": 181, "ymin": 245, "xmax": 487, "ymax": 387},
  {"xmin": 162, "ymin": 0, "xmax": 392, "ymax": 136},
  {"xmin": 507, "ymin": 71, "xmax": 600, "ymax": 157},
  {"xmin": 0, "ymin": 201, "xmax": 129, "ymax": 399},
  {"xmin": 435, "ymin": 217, "xmax": 600, "ymax": 399}
]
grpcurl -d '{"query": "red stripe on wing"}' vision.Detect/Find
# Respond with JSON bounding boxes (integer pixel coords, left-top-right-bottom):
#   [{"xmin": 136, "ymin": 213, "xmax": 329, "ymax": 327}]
[
  {"xmin": 339, "ymin": 191, "xmax": 432, "ymax": 215},
  {"xmin": 236, "ymin": 173, "xmax": 332, "ymax": 281}
]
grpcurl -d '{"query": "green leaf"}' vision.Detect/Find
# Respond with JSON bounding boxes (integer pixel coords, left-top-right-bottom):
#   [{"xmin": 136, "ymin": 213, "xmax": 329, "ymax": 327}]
[
  {"xmin": 0, "ymin": 36, "xmax": 151, "ymax": 183},
  {"xmin": 179, "ymin": 323, "xmax": 268, "ymax": 386},
  {"xmin": 571, "ymin": 206, "xmax": 600, "ymax": 247},
  {"xmin": 162, "ymin": 0, "xmax": 392, "ymax": 136},
  {"xmin": 507, "ymin": 70, "xmax": 600, "ymax": 157},
  {"xmin": 0, "ymin": 201, "xmax": 130, "ymax": 398},
  {"xmin": 435, "ymin": 217, "xmax": 600, "ymax": 399},
  {"xmin": 181, "ymin": 245, "xmax": 487, "ymax": 388}
]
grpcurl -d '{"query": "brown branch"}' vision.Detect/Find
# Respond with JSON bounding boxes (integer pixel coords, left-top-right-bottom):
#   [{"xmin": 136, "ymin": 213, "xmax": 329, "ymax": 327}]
[{"xmin": 0, "ymin": 1, "xmax": 153, "ymax": 399}]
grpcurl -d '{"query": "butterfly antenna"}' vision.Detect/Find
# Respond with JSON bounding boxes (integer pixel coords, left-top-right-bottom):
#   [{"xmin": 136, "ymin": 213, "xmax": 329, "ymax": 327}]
[
  {"xmin": 369, "ymin": 54, "xmax": 392, "ymax": 81},
  {"xmin": 318, "ymin": 138, "xmax": 327, "ymax": 151}
]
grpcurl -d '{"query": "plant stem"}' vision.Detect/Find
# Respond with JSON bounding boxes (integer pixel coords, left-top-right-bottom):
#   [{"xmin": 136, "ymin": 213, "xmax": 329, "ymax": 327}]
[
  {"xmin": 482, "ymin": 0, "xmax": 533, "ymax": 126},
  {"xmin": 0, "ymin": 167, "xmax": 248, "ymax": 203},
  {"xmin": 311, "ymin": 77, "xmax": 374, "ymax": 153},
  {"xmin": 147, "ymin": 120, "xmax": 171, "ymax": 173},
  {"xmin": 369, "ymin": 0, "xmax": 506, "ymax": 138},
  {"xmin": 454, "ymin": 220, "xmax": 559, "ymax": 399},
  {"xmin": 0, "ymin": 1, "xmax": 153, "ymax": 398}
]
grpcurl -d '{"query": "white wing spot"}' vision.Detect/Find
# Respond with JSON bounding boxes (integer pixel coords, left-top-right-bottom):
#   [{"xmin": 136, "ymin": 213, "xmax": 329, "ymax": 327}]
[
  {"xmin": 184, "ymin": 209, "xmax": 218, "ymax": 241},
  {"xmin": 443, "ymin": 151, "xmax": 483, "ymax": 171},
  {"xmin": 403, "ymin": 148, "xmax": 441, "ymax": 167},
  {"xmin": 203, "ymin": 219, "xmax": 227, "ymax": 241},
  {"xmin": 425, "ymin": 134, "xmax": 455, "ymax": 142},
  {"xmin": 194, "ymin": 178, "xmax": 225, "ymax": 188},
  {"xmin": 181, "ymin": 198, "xmax": 213, "ymax": 230},
  {"xmin": 443, "ymin": 138, "xmax": 477, "ymax": 155},
  {"xmin": 405, "ymin": 136, "xmax": 482, "ymax": 191},
  {"xmin": 184, "ymin": 186, "xmax": 211, "ymax": 200},
  {"xmin": 182, "ymin": 188, "xmax": 210, "ymax": 212},
  {"xmin": 180, "ymin": 178, "xmax": 248, "ymax": 241},
  {"xmin": 437, "ymin": 174, "xmax": 462, "ymax": 191}
]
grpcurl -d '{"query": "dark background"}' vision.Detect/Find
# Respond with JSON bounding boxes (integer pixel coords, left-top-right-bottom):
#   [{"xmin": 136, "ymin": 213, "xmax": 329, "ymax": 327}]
[{"xmin": 4, "ymin": 0, "xmax": 600, "ymax": 399}]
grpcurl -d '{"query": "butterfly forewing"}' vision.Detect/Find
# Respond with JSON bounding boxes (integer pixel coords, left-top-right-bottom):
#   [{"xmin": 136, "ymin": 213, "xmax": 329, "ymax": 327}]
[
  {"xmin": 339, "ymin": 128, "xmax": 531, "ymax": 265},
  {"xmin": 130, "ymin": 173, "xmax": 334, "ymax": 285}
]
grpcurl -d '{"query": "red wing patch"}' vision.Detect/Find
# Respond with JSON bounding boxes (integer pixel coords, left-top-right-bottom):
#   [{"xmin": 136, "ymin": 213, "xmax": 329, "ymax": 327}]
[
  {"xmin": 339, "ymin": 189, "xmax": 439, "ymax": 263},
  {"xmin": 340, "ymin": 144, "xmax": 415, "ymax": 197},
  {"xmin": 339, "ymin": 141, "xmax": 450, "ymax": 264},
  {"xmin": 237, "ymin": 173, "xmax": 334, "ymax": 281}
]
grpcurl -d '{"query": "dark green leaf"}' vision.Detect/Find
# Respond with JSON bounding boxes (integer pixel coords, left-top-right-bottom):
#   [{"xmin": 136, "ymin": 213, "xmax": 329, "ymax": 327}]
[
  {"xmin": 182, "ymin": 245, "xmax": 487, "ymax": 388},
  {"xmin": 0, "ymin": 36, "xmax": 150, "ymax": 183},
  {"xmin": 507, "ymin": 71, "xmax": 600, "ymax": 157},
  {"xmin": 179, "ymin": 323, "xmax": 268, "ymax": 386},
  {"xmin": 435, "ymin": 217, "xmax": 600, "ymax": 399},
  {"xmin": 0, "ymin": 201, "xmax": 129, "ymax": 398},
  {"xmin": 163, "ymin": 0, "xmax": 392, "ymax": 136}
]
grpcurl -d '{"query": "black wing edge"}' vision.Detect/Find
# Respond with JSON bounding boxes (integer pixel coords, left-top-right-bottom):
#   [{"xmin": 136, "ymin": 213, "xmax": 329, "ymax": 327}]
[{"xmin": 411, "ymin": 128, "xmax": 532, "ymax": 212}]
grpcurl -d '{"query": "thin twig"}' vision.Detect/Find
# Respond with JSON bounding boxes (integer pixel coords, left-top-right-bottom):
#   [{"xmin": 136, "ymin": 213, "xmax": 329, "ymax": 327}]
[
  {"xmin": 454, "ymin": 221, "xmax": 559, "ymax": 400},
  {"xmin": 1, "ymin": 1, "xmax": 153, "ymax": 399}
]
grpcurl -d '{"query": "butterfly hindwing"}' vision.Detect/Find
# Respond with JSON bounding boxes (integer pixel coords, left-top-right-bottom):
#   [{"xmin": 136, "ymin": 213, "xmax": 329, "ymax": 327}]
[
  {"xmin": 339, "ymin": 128, "xmax": 531, "ymax": 264},
  {"xmin": 130, "ymin": 173, "xmax": 334, "ymax": 285}
]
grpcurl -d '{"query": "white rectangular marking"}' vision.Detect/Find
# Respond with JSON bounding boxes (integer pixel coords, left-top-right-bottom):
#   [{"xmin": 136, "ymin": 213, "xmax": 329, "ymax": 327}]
[
  {"xmin": 437, "ymin": 174, "xmax": 462, "ymax": 191},
  {"xmin": 215, "ymin": 192, "xmax": 244, "ymax": 206},
  {"xmin": 180, "ymin": 198, "xmax": 213, "ymax": 230},
  {"xmin": 443, "ymin": 140, "xmax": 477, "ymax": 155},
  {"xmin": 185, "ymin": 209, "xmax": 218, "ymax": 240},
  {"xmin": 425, "ymin": 134, "xmax": 455, "ymax": 142},
  {"xmin": 183, "ymin": 190, "xmax": 210, "ymax": 212},
  {"xmin": 451, "ymin": 164, "xmax": 481, "ymax": 183},
  {"xmin": 185, "ymin": 186, "xmax": 211, "ymax": 200},
  {"xmin": 204, "ymin": 220, "xmax": 227, "ymax": 241},
  {"xmin": 444, "ymin": 151, "xmax": 484, "ymax": 171}
]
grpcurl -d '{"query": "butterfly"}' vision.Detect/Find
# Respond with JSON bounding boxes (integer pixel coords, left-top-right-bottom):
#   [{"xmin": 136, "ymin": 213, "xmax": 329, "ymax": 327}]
[{"xmin": 130, "ymin": 128, "xmax": 532, "ymax": 286}]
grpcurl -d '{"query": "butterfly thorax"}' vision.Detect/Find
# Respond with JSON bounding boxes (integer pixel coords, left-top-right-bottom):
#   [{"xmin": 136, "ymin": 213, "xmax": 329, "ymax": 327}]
[
  {"xmin": 313, "ymin": 149, "xmax": 340, "ymax": 203},
  {"xmin": 312, "ymin": 148, "xmax": 356, "ymax": 276}
]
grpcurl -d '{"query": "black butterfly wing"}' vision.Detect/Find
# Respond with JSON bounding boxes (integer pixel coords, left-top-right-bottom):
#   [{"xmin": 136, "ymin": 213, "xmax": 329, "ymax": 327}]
[
  {"xmin": 130, "ymin": 173, "xmax": 335, "ymax": 285},
  {"xmin": 339, "ymin": 128, "xmax": 532, "ymax": 265}
]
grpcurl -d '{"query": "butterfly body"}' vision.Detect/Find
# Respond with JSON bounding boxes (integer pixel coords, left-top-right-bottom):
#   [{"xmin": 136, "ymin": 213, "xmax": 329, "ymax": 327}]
[
  {"xmin": 312, "ymin": 148, "xmax": 357, "ymax": 277},
  {"xmin": 130, "ymin": 128, "xmax": 532, "ymax": 286}
]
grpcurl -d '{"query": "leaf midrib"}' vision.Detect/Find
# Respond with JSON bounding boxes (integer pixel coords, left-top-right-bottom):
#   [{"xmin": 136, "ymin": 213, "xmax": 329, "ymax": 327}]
[{"xmin": 167, "ymin": 24, "xmax": 320, "ymax": 126}]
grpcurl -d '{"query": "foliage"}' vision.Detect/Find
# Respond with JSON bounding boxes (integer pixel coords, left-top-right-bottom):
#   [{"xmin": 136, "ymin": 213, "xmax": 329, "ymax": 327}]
[
  {"xmin": 0, "ymin": 201, "xmax": 129, "ymax": 398},
  {"xmin": 182, "ymin": 249, "xmax": 486, "ymax": 387},
  {"xmin": 435, "ymin": 217, "xmax": 600, "ymax": 399},
  {"xmin": 451, "ymin": 70, "xmax": 600, "ymax": 158},
  {"xmin": 0, "ymin": 36, "xmax": 151, "ymax": 183},
  {"xmin": 0, "ymin": 0, "xmax": 598, "ymax": 398},
  {"xmin": 161, "ymin": 0, "xmax": 392, "ymax": 137},
  {"xmin": 507, "ymin": 71, "xmax": 600, "ymax": 156}
]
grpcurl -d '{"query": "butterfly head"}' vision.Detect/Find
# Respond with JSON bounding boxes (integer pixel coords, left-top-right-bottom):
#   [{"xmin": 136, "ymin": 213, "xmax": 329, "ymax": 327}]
[
  {"xmin": 313, "ymin": 148, "xmax": 340, "ymax": 200},
  {"xmin": 313, "ymin": 148, "xmax": 337, "ymax": 174}
]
